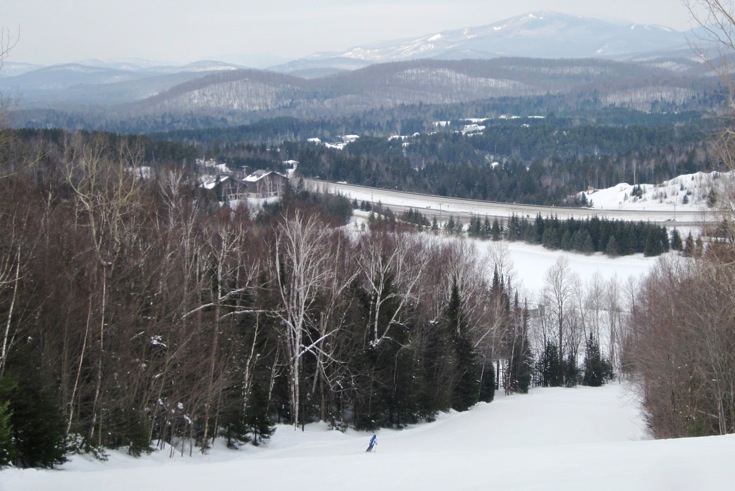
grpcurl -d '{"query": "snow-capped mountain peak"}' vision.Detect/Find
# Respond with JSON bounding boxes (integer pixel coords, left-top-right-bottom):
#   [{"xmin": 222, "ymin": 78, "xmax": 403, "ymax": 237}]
[{"xmin": 326, "ymin": 11, "xmax": 689, "ymax": 63}]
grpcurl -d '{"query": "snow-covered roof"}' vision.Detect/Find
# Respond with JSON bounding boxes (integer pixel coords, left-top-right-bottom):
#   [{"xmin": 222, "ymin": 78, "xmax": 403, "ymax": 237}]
[
  {"xmin": 199, "ymin": 174, "xmax": 230, "ymax": 190},
  {"xmin": 243, "ymin": 170, "xmax": 289, "ymax": 183},
  {"xmin": 244, "ymin": 170, "xmax": 271, "ymax": 183}
]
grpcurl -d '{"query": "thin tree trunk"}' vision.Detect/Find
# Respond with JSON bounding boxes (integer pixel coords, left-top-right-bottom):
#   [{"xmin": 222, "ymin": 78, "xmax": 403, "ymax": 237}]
[
  {"xmin": 0, "ymin": 244, "xmax": 21, "ymax": 378},
  {"xmin": 89, "ymin": 268, "xmax": 108, "ymax": 446},
  {"xmin": 66, "ymin": 299, "xmax": 92, "ymax": 435}
]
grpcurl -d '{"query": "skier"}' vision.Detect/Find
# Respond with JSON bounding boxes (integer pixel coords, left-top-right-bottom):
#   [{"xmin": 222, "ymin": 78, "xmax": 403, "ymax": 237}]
[{"xmin": 366, "ymin": 434, "xmax": 377, "ymax": 452}]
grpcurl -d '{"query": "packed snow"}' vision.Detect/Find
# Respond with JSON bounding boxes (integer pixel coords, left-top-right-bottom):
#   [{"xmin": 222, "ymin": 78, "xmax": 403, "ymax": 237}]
[{"xmin": 3, "ymin": 384, "xmax": 734, "ymax": 490}]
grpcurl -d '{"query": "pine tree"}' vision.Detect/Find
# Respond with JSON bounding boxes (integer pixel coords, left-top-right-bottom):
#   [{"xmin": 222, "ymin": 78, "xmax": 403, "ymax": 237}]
[
  {"xmin": 446, "ymin": 279, "xmax": 480, "ymax": 412},
  {"xmin": 644, "ymin": 229, "xmax": 663, "ymax": 257},
  {"xmin": 563, "ymin": 353, "xmax": 579, "ymax": 387},
  {"xmin": 670, "ymin": 229, "xmax": 683, "ymax": 251},
  {"xmin": 605, "ymin": 235, "xmax": 619, "ymax": 257},
  {"xmin": 5, "ymin": 368, "xmax": 66, "ymax": 468},
  {"xmin": 683, "ymin": 232, "xmax": 695, "ymax": 256},
  {"xmin": 491, "ymin": 217, "xmax": 501, "ymax": 241},
  {"xmin": 245, "ymin": 378, "xmax": 275, "ymax": 445},
  {"xmin": 478, "ymin": 360, "xmax": 496, "ymax": 403},
  {"xmin": 483, "ymin": 216, "xmax": 492, "ymax": 239},
  {"xmin": 538, "ymin": 342, "xmax": 563, "ymax": 387},
  {"xmin": 582, "ymin": 333, "xmax": 606, "ymax": 387}
]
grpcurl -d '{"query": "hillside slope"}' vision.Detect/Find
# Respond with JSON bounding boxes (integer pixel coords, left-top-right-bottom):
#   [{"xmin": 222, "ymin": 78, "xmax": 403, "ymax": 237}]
[{"xmin": 2, "ymin": 384, "xmax": 733, "ymax": 490}]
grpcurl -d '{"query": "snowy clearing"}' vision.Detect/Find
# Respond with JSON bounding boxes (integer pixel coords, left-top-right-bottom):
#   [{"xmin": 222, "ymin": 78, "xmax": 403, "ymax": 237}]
[
  {"xmin": 490, "ymin": 240, "xmax": 655, "ymax": 295},
  {"xmin": 3, "ymin": 384, "xmax": 734, "ymax": 490}
]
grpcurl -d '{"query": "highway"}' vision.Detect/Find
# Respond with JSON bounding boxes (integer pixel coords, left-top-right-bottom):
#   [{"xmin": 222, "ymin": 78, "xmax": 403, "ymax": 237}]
[{"xmin": 305, "ymin": 179, "xmax": 714, "ymax": 227}]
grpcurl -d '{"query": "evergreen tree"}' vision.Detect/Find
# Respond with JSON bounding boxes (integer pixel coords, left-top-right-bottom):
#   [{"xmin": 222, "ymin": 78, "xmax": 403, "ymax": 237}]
[
  {"xmin": 582, "ymin": 333, "xmax": 607, "ymax": 387},
  {"xmin": 542, "ymin": 226, "xmax": 560, "ymax": 249},
  {"xmin": 483, "ymin": 216, "xmax": 492, "ymax": 239},
  {"xmin": 491, "ymin": 217, "xmax": 501, "ymax": 241},
  {"xmin": 478, "ymin": 360, "xmax": 496, "ymax": 403},
  {"xmin": 112, "ymin": 407, "xmax": 151, "ymax": 457},
  {"xmin": 506, "ymin": 300, "xmax": 533, "ymax": 394},
  {"xmin": 670, "ymin": 229, "xmax": 683, "ymax": 251},
  {"xmin": 534, "ymin": 213, "xmax": 544, "ymax": 244},
  {"xmin": 538, "ymin": 343, "xmax": 563, "ymax": 387},
  {"xmin": 422, "ymin": 317, "xmax": 456, "ymax": 415},
  {"xmin": 578, "ymin": 230, "xmax": 594, "ymax": 253},
  {"xmin": 563, "ymin": 353, "xmax": 580, "ymax": 387},
  {"xmin": 683, "ymin": 232, "xmax": 695, "ymax": 256},
  {"xmin": 445, "ymin": 279, "xmax": 480, "ymax": 412},
  {"xmin": 644, "ymin": 229, "xmax": 663, "ymax": 257},
  {"xmin": 354, "ymin": 270, "xmax": 419, "ymax": 429},
  {"xmin": 605, "ymin": 235, "xmax": 619, "ymax": 257},
  {"xmin": 560, "ymin": 230, "xmax": 572, "ymax": 251},
  {"xmin": 245, "ymin": 378, "xmax": 276, "ymax": 446},
  {"xmin": 4, "ymin": 366, "xmax": 66, "ymax": 468}
]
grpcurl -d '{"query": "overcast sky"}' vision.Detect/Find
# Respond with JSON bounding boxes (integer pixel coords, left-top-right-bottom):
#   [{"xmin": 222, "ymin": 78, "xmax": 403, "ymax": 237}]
[{"xmin": 4, "ymin": 0, "xmax": 697, "ymax": 66}]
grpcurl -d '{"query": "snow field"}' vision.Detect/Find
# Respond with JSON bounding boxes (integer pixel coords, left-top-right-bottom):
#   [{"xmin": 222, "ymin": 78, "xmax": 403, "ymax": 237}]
[{"xmin": 3, "ymin": 384, "xmax": 735, "ymax": 490}]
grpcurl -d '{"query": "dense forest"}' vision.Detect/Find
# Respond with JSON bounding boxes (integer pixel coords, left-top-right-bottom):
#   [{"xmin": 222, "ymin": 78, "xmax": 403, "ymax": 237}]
[{"xmin": 145, "ymin": 110, "xmax": 720, "ymax": 206}]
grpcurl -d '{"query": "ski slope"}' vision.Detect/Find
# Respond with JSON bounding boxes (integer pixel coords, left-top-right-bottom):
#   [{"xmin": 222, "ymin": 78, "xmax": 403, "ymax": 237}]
[{"xmin": 2, "ymin": 384, "xmax": 734, "ymax": 490}]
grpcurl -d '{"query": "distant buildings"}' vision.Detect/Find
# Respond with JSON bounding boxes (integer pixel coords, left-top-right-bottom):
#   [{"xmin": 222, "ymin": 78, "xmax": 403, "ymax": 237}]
[{"xmin": 197, "ymin": 158, "xmax": 296, "ymax": 202}]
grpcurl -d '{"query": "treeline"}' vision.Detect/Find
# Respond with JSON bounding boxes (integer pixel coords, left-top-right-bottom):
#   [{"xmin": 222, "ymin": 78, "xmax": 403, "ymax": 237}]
[
  {"xmin": 397, "ymin": 206, "xmax": 671, "ymax": 257},
  {"xmin": 0, "ymin": 131, "xmax": 542, "ymax": 467},
  {"xmin": 498, "ymin": 213, "xmax": 669, "ymax": 257}
]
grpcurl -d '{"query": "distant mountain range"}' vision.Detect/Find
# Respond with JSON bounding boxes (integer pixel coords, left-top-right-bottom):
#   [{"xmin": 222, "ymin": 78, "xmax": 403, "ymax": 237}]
[
  {"xmin": 0, "ymin": 12, "xmax": 718, "ymax": 130},
  {"xmin": 273, "ymin": 11, "xmax": 695, "ymax": 76}
]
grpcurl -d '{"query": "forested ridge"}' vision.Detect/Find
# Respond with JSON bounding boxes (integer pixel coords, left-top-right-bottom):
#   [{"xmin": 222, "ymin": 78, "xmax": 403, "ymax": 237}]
[{"xmin": 155, "ymin": 113, "xmax": 718, "ymax": 206}]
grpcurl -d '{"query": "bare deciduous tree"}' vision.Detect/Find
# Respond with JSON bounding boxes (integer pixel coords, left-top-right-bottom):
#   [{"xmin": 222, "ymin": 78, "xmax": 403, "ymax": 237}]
[
  {"xmin": 543, "ymin": 256, "xmax": 580, "ymax": 382},
  {"xmin": 356, "ymin": 232, "xmax": 427, "ymax": 347},
  {"xmin": 64, "ymin": 134, "xmax": 146, "ymax": 446},
  {"xmin": 272, "ymin": 212, "xmax": 336, "ymax": 428}
]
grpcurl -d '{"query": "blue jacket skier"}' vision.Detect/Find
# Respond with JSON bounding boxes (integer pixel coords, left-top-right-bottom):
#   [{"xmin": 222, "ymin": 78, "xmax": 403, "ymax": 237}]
[{"xmin": 366, "ymin": 434, "xmax": 377, "ymax": 452}]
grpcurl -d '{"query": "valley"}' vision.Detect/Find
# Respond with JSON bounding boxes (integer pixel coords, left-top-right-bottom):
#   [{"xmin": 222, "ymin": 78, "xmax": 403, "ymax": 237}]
[{"xmin": 2, "ymin": 5, "xmax": 735, "ymax": 487}]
